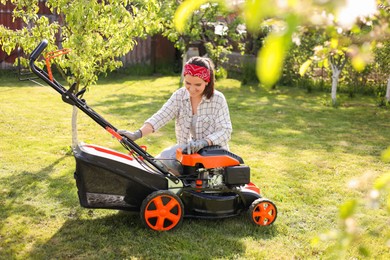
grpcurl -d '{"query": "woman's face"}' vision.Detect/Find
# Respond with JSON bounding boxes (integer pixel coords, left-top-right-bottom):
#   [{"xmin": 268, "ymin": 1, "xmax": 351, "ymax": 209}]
[{"xmin": 184, "ymin": 74, "xmax": 207, "ymax": 99}]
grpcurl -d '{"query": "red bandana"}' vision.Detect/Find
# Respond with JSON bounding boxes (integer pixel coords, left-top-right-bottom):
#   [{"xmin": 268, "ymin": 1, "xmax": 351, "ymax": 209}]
[{"xmin": 183, "ymin": 64, "xmax": 211, "ymax": 83}]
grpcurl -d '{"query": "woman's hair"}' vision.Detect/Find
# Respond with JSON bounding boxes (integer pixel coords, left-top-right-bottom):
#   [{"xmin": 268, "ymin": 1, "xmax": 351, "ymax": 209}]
[{"xmin": 186, "ymin": 56, "xmax": 215, "ymax": 99}]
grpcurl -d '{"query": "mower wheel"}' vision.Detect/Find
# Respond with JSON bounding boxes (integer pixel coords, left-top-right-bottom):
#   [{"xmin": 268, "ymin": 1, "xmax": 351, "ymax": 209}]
[
  {"xmin": 248, "ymin": 198, "xmax": 277, "ymax": 226},
  {"xmin": 140, "ymin": 190, "xmax": 184, "ymax": 231}
]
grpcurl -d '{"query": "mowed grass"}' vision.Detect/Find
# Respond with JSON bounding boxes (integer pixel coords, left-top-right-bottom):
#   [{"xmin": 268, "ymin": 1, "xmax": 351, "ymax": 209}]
[{"xmin": 0, "ymin": 74, "xmax": 389, "ymax": 259}]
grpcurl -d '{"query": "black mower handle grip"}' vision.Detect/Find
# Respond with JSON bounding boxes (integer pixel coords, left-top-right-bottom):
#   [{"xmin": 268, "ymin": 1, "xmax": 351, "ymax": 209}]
[{"xmin": 30, "ymin": 39, "xmax": 48, "ymax": 61}]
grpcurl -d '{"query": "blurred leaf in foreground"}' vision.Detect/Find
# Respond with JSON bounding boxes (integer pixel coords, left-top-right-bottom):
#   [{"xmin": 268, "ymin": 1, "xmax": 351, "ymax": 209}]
[
  {"xmin": 173, "ymin": 0, "xmax": 208, "ymax": 33},
  {"xmin": 339, "ymin": 200, "xmax": 357, "ymax": 220},
  {"xmin": 257, "ymin": 14, "xmax": 299, "ymax": 87}
]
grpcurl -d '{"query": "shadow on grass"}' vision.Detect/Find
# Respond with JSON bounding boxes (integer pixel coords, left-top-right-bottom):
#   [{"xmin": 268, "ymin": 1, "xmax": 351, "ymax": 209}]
[
  {"xmin": 30, "ymin": 211, "xmax": 278, "ymax": 259},
  {"xmin": 0, "ymin": 155, "xmax": 77, "ymax": 258},
  {"xmin": 0, "ymin": 155, "xmax": 71, "ymax": 216}
]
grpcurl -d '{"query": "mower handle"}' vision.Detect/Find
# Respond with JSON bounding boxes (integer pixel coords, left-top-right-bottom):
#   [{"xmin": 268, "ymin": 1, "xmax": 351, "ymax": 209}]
[
  {"xmin": 28, "ymin": 40, "xmax": 176, "ymax": 179},
  {"xmin": 30, "ymin": 39, "xmax": 48, "ymax": 61}
]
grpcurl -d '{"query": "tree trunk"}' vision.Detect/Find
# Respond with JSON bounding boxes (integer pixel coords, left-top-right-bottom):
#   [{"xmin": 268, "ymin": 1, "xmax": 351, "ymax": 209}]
[
  {"xmin": 330, "ymin": 65, "xmax": 340, "ymax": 106},
  {"xmin": 386, "ymin": 75, "xmax": 390, "ymax": 102},
  {"xmin": 71, "ymin": 82, "xmax": 80, "ymax": 150},
  {"xmin": 329, "ymin": 54, "xmax": 347, "ymax": 106},
  {"xmin": 71, "ymin": 106, "xmax": 78, "ymax": 150}
]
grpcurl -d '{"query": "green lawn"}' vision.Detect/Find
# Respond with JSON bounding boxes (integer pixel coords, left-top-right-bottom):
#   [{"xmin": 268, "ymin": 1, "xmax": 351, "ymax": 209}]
[{"xmin": 1, "ymin": 74, "xmax": 389, "ymax": 259}]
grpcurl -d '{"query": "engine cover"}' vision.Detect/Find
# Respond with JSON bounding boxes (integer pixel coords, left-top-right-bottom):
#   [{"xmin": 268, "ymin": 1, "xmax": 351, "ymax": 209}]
[{"xmin": 177, "ymin": 145, "xmax": 244, "ymax": 169}]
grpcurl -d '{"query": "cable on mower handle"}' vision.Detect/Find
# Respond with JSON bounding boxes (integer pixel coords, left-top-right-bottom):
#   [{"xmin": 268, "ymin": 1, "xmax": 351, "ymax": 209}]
[{"xmin": 45, "ymin": 49, "xmax": 71, "ymax": 82}]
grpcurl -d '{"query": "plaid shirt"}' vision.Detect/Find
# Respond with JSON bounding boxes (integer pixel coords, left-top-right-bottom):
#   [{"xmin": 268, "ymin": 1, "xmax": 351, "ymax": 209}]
[{"xmin": 145, "ymin": 87, "xmax": 232, "ymax": 149}]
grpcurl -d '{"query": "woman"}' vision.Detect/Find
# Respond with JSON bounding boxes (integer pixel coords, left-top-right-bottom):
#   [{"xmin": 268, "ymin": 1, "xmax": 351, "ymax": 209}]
[{"xmin": 119, "ymin": 56, "xmax": 232, "ymax": 173}]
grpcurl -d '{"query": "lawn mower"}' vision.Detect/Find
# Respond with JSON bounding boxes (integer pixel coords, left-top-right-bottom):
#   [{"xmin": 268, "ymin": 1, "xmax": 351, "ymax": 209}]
[{"xmin": 29, "ymin": 40, "xmax": 277, "ymax": 231}]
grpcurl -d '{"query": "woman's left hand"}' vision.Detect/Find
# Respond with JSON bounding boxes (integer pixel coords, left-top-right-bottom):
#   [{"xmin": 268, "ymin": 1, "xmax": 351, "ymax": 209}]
[{"xmin": 185, "ymin": 139, "xmax": 209, "ymax": 154}]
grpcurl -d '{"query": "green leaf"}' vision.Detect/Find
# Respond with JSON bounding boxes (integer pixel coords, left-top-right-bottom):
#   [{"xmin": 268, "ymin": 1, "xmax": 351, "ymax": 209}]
[
  {"xmin": 330, "ymin": 38, "xmax": 338, "ymax": 49},
  {"xmin": 381, "ymin": 147, "xmax": 390, "ymax": 163},
  {"xmin": 351, "ymin": 55, "xmax": 366, "ymax": 72},
  {"xmin": 374, "ymin": 172, "xmax": 390, "ymax": 190},
  {"xmin": 339, "ymin": 200, "xmax": 357, "ymax": 220},
  {"xmin": 244, "ymin": 0, "xmax": 274, "ymax": 33},
  {"xmin": 387, "ymin": 194, "xmax": 390, "ymax": 212},
  {"xmin": 173, "ymin": 0, "xmax": 208, "ymax": 33},
  {"xmin": 257, "ymin": 14, "xmax": 298, "ymax": 87},
  {"xmin": 299, "ymin": 59, "xmax": 312, "ymax": 76},
  {"xmin": 257, "ymin": 34, "xmax": 286, "ymax": 87},
  {"xmin": 323, "ymin": 58, "xmax": 329, "ymax": 69},
  {"xmin": 358, "ymin": 246, "xmax": 370, "ymax": 257}
]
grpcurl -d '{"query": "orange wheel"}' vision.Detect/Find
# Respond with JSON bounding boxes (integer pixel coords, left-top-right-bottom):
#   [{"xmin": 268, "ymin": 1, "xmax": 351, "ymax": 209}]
[
  {"xmin": 249, "ymin": 198, "xmax": 277, "ymax": 226},
  {"xmin": 140, "ymin": 190, "xmax": 184, "ymax": 231}
]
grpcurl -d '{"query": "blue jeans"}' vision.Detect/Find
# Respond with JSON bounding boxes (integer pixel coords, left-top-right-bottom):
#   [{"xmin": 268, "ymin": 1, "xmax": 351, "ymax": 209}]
[{"xmin": 155, "ymin": 144, "xmax": 187, "ymax": 176}]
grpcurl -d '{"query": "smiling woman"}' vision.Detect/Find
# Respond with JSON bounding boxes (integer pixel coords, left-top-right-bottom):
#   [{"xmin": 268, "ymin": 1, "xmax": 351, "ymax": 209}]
[
  {"xmin": 184, "ymin": 73, "xmax": 207, "ymax": 114},
  {"xmin": 118, "ymin": 56, "xmax": 232, "ymax": 174}
]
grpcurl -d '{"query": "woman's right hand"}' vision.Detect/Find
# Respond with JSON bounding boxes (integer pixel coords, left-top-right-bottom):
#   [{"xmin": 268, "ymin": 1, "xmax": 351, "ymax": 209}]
[{"xmin": 117, "ymin": 129, "xmax": 142, "ymax": 141}]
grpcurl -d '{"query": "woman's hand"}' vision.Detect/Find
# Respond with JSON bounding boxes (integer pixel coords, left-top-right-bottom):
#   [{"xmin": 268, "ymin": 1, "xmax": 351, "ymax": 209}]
[
  {"xmin": 117, "ymin": 129, "xmax": 142, "ymax": 141},
  {"xmin": 185, "ymin": 139, "xmax": 209, "ymax": 154}
]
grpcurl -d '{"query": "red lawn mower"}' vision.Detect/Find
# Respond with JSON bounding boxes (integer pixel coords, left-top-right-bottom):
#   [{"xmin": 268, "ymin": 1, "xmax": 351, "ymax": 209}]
[{"xmin": 29, "ymin": 40, "xmax": 277, "ymax": 231}]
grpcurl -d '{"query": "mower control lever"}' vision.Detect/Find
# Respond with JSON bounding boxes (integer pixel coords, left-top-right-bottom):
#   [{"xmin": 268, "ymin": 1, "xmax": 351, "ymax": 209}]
[
  {"xmin": 30, "ymin": 40, "xmax": 48, "ymax": 61},
  {"xmin": 76, "ymin": 88, "xmax": 86, "ymax": 98}
]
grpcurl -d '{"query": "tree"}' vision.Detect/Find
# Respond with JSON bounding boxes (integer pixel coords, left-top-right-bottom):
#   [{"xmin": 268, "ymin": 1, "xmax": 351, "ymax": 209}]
[
  {"xmin": 157, "ymin": 0, "xmax": 245, "ymax": 78},
  {"xmin": 312, "ymin": 35, "xmax": 352, "ymax": 106},
  {"xmin": 0, "ymin": 0, "xmax": 159, "ymax": 148},
  {"xmin": 329, "ymin": 52, "xmax": 348, "ymax": 106}
]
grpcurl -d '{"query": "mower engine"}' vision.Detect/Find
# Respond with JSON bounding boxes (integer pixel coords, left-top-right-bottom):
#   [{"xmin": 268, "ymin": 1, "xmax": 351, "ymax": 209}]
[
  {"xmin": 191, "ymin": 165, "xmax": 250, "ymax": 189},
  {"xmin": 198, "ymin": 167, "xmax": 225, "ymax": 189},
  {"xmin": 177, "ymin": 146, "xmax": 251, "ymax": 190}
]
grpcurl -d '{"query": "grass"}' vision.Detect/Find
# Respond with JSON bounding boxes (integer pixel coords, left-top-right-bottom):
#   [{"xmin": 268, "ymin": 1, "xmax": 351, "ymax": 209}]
[{"xmin": 1, "ymin": 73, "xmax": 389, "ymax": 259}]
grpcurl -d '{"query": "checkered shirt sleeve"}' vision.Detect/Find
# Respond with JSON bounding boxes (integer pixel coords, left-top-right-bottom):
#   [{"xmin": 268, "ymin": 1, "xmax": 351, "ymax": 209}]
[
  {"xmin": 196, "ymin": 91, "xmax": 232, "ymax": 147},
  {"xmin": 144, "ymin": 90, "xmax": 180, "ymax": 131}
]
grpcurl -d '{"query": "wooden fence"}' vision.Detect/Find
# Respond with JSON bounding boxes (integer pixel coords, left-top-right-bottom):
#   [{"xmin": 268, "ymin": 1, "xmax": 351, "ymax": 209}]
[{"xmin": 0, "ymin": 1, "xmax": 23, "ymax": 69}]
